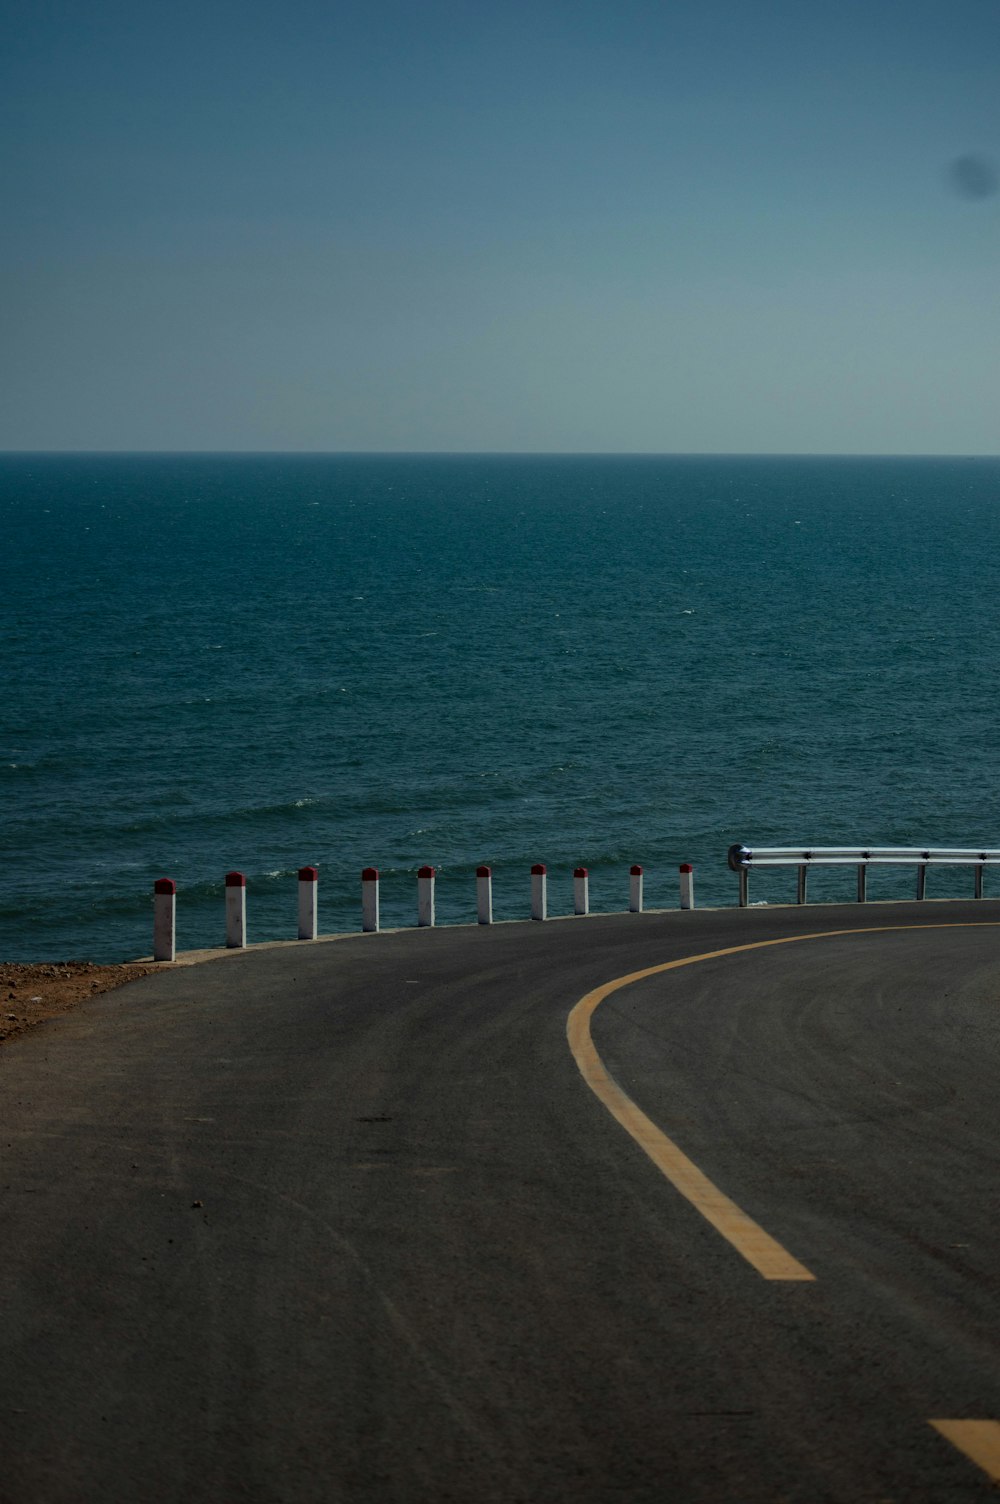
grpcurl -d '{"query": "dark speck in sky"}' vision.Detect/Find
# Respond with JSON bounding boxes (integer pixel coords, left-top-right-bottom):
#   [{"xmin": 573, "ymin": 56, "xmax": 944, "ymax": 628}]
[{"xmin": 947, "ymin": 154, "xmax": 998, "ymax": 199}]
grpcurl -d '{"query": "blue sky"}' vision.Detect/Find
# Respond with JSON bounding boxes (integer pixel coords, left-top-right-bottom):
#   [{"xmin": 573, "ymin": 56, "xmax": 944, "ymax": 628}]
[{"xmin": 3, "ymin": 0, "xmax": 999, "ymax": 451}]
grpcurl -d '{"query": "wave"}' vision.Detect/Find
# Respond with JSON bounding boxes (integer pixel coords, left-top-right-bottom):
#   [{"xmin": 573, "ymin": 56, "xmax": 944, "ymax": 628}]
[{"xmin": 117, "ymin": 796, "xmax": 327, "ymax": 836}]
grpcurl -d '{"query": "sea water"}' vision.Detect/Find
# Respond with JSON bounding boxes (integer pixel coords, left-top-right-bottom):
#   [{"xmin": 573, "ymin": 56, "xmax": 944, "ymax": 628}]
[{"xmin": 3, "ymin": 452, "xmax": 1000, "ymax": 962}]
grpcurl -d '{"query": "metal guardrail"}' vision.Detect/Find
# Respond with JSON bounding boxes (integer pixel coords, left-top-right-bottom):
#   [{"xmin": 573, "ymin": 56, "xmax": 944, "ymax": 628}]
[{"xmin": 727, "ymin": 844, "xmax": 1000, "ymax": 907}]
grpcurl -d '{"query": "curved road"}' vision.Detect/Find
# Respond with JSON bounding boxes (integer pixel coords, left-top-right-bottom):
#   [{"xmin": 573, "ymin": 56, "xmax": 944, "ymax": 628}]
[{"xmin": 1, "ymin": 902, "xmax": 998, "ymax": 1501}]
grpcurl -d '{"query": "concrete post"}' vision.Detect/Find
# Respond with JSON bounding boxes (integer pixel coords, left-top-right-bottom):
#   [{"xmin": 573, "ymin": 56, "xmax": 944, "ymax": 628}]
[
  {"xmin": 418, "ymin": 866, "xmax": 436, "ymax": 927},
  {"xmin": 477, "ymin": 866, "xmax": 493, "ymax": 925},
  {"xmin": 629, "ymin": 865, "xmax": 643, "ymax": 913},
  {"xmin": 362, "ymin": 868, "xmax": 380, "ymax": 933},
  {"xmin": 153, "ymin": 878, "xmax": 176, "ymax": 962},
  {"xmin": 679, "ymin": 863, "xmax": 694, "ymax": 910},
  {"xmin": 298, "ymin": 866, "xmax": 318, "ymax": 940},
  {"xmin": 531, "ymin": 864, "xmax": 547, "ymax": 921},
  {"xmin": 225, "ymin": 871, "xmax": 247, "ymax": 949},
  {"xmin": 574, "ymin": 867, "xmax": 589, "ymax": 915}
]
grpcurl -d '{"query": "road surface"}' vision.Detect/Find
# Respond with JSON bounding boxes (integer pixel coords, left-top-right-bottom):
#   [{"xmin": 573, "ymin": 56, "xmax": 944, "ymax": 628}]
[{"xmin": 1, "ymin": 901, "xmax": 998, "ymax": 1501}]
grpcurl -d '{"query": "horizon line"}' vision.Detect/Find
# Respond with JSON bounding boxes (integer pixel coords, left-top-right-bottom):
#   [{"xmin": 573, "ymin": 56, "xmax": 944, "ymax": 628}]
[{"xmin": 2, "ymin": 449, "xmax": 999, "ymax": 461}]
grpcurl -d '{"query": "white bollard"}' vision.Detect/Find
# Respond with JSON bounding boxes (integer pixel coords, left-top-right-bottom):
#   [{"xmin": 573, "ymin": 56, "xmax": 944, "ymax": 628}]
[
  {"xmin": 477, "ymin": 865, "xmax": 493, "ymax": 925},
  {"xmin": 418, "ymin": 865, "xmax": 436, "ymax": 927},
  {"xmin": 298, "ymin": 865, "xmax": 318, "ymax": 940},
  {"xmin": 225, "ymin": 870, "xmax": 247, "ymax": 948},
  {"xmin": 574, "ymin": 866, "xmax": 589, "ymax": 915},
  {"xmin": 629, "ymin": 864, "xmax": 644, "ymax": 913},
  {"xmin": 153, "ymin": 877, "xmax": 176, "ymax": 962},
  {"xmin": 531, "ymin": 863, "xmax": 548, "ymax": 921},
  {"xmin": 361, "ymin": 867, "xmax": 380, "ymax": 933},
  {"xmin": 679, "ymin": 863, "xmax": 695, "ymax": 910}
]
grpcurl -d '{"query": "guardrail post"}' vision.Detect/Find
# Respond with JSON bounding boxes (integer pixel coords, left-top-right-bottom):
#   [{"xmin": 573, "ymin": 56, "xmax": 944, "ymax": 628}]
[
  {"xmin": 679, "ymin": 863, "xmax": 694, "ymax": 909},
  {"xmin": 153, "ymin": 878, "xmax": 176, "ymax": 962},
  {"xmin": 225, "ymin": 871, "xmax": 247, "ymax": 948},
  {"xmin": 362, "ymin": 867, "xmax": 380, "ymax": 932},
  {"xmin": 629, "ymin": 865, "xmax": 644, "ymax": 913},
  {"xmin": 477, "ymin": 866, "xmax": 493, "ymax": 924},
  {"xmin": 739, "ymin": 868, "xmax": 749, "ymax": 907},
  {"xmin": 728, "ymin": 844, "xmax": 750, "ymax": 907},
  {"xmin": 531, "ymin": 864, "xmax": 547, "ymax": 921},
  {"xmin": 574, "ymin": 867, "xmax": 589, "ymax": 915},
  {"xmin": 975, "ymin": 863, "xmax": 984, "ymax": 899},
  {"xmin": 298, "ymin": 866, "xmax": 318, "ymax": 940},
  {"xmin": 418, "ymin": 866, "xmax": 436, "ymax": 927},
  {"xmin": 916, "ymin": 862, "xmax": 927, "ymax": 900},
  {"xmin": 796, "ymin": 864, "xmax": 808, "ymax": 905},
  {"xmin": 857, "ymin": 864, "xmax": 867, "ymax": 903}
]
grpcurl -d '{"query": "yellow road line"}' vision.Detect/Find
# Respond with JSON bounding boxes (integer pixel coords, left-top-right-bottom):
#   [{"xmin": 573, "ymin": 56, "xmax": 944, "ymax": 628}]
[
  {"xmin": 567, "ymin": 923, "xmax": 1000, "ymax": 1281},
  {"xmin": 929, "ymin": 1420, "xmax": 1000, "ymax": 1482}
]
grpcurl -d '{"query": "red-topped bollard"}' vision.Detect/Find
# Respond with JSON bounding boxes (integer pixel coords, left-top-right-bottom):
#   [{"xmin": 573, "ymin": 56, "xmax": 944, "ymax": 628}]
[
  {"xmin": 679, "ymin": 863, "xmax": 695, "ymax": 910},
  {"xmin": 153, "ymin": 878, "xmax": 176, "ymax": 962},
  {"xmin": 298, "ymin": 866, "xmax": 318, "ymax": 940},
  {"xmin": 226, "ymin": 871, "xmax": 247, "ymax": 948},
  {"xmin": 629, "ymin": 864, "xmax": 644, "ymax": 914},
  {"xmin": 477, "ymin": 865, "xmax": 493, "ymax": 925},
  {"xmin": 531, "ymin": 863, "xmax": 547, "ymax": 921},
  {"xmin": 574, "ymin": 867, "xmax": 589, "ymax": 916},
  {"xmin": 362, "ymin": 867, "xmax": 380, "ymax": 933},
  {"xmin": 418, "ymin": 865, "xmax": 436, "ymax": 927}
]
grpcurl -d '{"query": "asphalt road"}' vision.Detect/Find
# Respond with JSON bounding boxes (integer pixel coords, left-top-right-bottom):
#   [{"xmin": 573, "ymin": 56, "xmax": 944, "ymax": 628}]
[{"xmin": 1, "ymin": 902, "xmax": 998, "ymax": 1502}]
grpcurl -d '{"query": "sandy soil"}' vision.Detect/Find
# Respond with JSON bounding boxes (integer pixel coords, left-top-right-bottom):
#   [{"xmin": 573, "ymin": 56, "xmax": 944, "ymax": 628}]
[{"xmin": 0, "ymin": 962, "xmax": 161, "ymax": 1047}]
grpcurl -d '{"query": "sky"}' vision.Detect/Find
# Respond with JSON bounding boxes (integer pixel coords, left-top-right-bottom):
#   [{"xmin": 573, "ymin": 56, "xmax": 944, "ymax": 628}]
[{"xmin": 2, "ymin": 0, "xmax": 999, "ymax": 453}]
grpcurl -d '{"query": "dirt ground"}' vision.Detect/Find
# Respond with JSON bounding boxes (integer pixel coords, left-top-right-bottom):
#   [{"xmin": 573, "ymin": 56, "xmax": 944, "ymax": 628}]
[{"xmin": 0, "ymin": 962, "xmax": 162, "ymax": 1047}]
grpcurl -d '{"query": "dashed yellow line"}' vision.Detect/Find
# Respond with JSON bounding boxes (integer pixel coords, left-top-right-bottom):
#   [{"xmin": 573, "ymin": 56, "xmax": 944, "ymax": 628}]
[
  {"xmin": 567, "ymin": 923, "xmax": 1000, "ymax": 1282},
  {"xmin": 929, "ymin": 1420, "xmax": 1000, "ymax": 1482}
]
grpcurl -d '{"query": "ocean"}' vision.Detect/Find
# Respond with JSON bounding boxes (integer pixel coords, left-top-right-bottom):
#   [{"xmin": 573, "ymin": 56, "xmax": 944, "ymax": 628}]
[{"xmin": 3, "ymin": 452, "xmax": 1000, "ymax": 963}]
